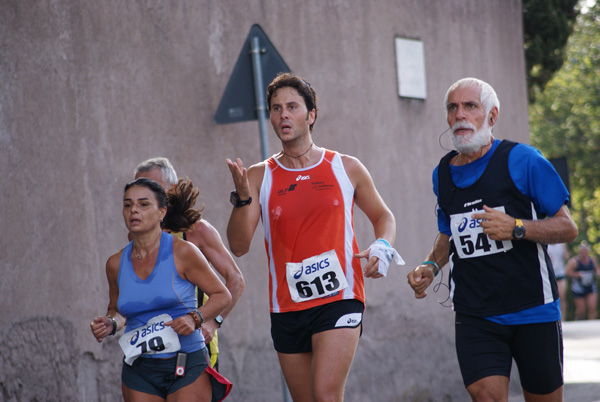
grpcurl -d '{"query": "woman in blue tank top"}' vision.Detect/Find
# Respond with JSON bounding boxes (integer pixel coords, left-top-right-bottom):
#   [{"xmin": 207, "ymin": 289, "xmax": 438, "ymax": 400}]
[{"xmin": 90, "ymin": 178, "xmax": 232, "ymax": 401}]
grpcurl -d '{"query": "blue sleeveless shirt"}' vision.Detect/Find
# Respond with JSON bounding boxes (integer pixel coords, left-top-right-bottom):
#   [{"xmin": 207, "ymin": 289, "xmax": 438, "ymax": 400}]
[{"xmin": 117, "ymin": 231, "xmax": 204, "ymax": 357}]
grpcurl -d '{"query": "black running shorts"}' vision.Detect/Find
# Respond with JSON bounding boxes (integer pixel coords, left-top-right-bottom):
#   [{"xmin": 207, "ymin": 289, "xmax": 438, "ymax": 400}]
[
  {"xmin": 271, "ymin": 299, "xmax": 364, "ymax": 354},
  {"xmin": 455, "ymin": 313, "xmax": 563, "ymax": 394},
  {"xmin": 122, "ymin": 349, "xmax": 208, "ymax": 397}
]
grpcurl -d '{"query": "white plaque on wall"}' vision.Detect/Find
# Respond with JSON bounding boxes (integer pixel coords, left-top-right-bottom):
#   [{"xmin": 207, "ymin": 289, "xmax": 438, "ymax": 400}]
[{"xmin": 395, "ymin": 37, "xmax": 427, "ymax": 99}]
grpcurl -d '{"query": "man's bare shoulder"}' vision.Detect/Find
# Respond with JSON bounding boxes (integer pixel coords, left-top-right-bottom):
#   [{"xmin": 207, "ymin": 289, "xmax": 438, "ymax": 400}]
[
  {"xmin": 247, "ymin": 161, "xmax": 266, "ymax": 174},
  {"xmin": 339, "ymin": 153, "xmax": 369, "ymax": 180},
  {"xmin": 184, "ymin": 220, "xmax": 214, "ymax": 248},
  {"xmin": 246, "ymin": 161, "xmax": 267, "ymax": 189},
  {"xmin": 338, "ymin": 153, "xmax": 360, "ymax": 165},
  {"xmin": 190, "ymin": 219, "xmax": 217, "ymax": 234}
]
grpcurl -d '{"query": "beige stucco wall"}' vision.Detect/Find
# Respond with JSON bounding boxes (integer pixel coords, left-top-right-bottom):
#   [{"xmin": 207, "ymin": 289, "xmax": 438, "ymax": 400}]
[{"xmin": 0, "ymin": 0, "xmax": 528, "ymax": 400}]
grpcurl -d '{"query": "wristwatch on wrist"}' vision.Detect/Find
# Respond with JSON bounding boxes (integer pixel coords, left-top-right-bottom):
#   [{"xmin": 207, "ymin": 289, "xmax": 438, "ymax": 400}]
[
  {"xmin": 215, "ymin": 315, "xmax": 224, "ymax": 328},
  {"xmin": 230, "ymin": 191, "xmax": 252, "ymax": 208},
  {"xmin": 512, "ymin": 218, "xmax": 526, "ymax": 240},
  {"xmin": 107, "ymin": 316, "xmax": 117, "ymax": 336}
]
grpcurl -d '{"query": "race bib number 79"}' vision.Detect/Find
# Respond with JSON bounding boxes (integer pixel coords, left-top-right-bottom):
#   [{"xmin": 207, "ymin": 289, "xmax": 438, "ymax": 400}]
[
  {"xmin": 450, "ymin": 207, "xmax": 513, "ymax": 259},
  {"xmin": 286, "ymin": 250, "xmax": 349, "ymax": 303}
]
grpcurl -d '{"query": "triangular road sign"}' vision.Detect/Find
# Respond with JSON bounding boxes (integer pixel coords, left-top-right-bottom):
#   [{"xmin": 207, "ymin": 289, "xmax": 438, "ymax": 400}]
[{"xmin": 214, "ymin": 24, "xmax": 291, "ymax": 124}]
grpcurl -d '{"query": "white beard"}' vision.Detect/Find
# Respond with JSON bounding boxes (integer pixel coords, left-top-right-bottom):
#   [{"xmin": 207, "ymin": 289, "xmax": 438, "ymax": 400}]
[{"xmin": 451, "ymin": 119, "xmax": 492, "ymax": 153}]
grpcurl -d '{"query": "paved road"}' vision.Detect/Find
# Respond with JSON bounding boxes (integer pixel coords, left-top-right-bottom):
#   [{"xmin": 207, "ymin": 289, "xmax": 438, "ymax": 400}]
[{"xmin": 509, "ymin": 319, "xmax": 600, "ymax": 402}]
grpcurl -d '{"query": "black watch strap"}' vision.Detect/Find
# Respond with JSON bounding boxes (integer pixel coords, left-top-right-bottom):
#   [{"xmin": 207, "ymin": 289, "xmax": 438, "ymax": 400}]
[{"xmin": 230, "ymin": 191, "xmax": 252, "ymax": 208}]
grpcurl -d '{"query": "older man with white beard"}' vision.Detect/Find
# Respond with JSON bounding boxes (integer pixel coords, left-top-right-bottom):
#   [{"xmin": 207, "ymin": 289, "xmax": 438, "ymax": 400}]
[{"xmin": 407, "ymin": 78, "xmax": 577, "ymax": 402}]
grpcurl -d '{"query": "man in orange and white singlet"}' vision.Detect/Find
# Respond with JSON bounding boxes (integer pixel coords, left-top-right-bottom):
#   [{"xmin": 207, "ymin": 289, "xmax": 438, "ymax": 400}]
[{"xmin": 226, "ymin": 73, "xmax": 402, "ymax": 402}]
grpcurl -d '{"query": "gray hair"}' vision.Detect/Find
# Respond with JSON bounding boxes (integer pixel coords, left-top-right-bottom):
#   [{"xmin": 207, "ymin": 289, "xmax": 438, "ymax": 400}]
[
  {"xmin": 134, "ymin": 157, "xmax": 178, "ymax": 187},
  {"xmin": 444, "ymin": 77, "xmax": 500, "ymax": 117}
]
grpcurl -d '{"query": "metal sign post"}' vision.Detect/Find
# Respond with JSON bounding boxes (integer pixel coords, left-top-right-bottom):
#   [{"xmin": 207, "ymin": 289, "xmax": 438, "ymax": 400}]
[
  {"xmin": 214, "ymin": 24, "xmax": 291, "ymax": 162},
  {"xmin": 249, "ymin": 36, "xmax": 270, "ymax": 160}
]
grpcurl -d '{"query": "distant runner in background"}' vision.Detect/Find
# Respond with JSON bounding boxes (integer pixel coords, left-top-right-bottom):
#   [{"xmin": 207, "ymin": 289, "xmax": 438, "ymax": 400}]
[{"xmin": 566, "ymin": 242, "xmax": 600, "ymax": 320}]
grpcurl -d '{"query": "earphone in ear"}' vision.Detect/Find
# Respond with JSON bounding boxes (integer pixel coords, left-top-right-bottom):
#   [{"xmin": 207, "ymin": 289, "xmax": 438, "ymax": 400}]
[{"xmin": 490, "ymin": 117, "xmax": 493, "ymax": 124}]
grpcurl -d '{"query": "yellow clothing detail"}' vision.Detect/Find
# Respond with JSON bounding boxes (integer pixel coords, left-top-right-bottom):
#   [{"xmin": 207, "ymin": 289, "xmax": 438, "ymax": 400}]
[{"xmin": 201, "ymin": 290, "xmax": 219, "ymax": 368}]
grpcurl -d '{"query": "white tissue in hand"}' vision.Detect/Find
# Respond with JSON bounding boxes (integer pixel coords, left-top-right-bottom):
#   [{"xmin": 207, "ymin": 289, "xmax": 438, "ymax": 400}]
[{"xmin": 369, "ymin": 241, "xmax": 405, "ymax": 277}]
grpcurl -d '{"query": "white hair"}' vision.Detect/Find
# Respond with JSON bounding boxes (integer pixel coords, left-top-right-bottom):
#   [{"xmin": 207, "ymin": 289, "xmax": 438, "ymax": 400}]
[
  {"xmin": 134, "ymin": 157, "xmax": 178, "ymax": 186},
  {"xmin": 444, "ymin": 77, "xmax": 500, "ymax": 117}
]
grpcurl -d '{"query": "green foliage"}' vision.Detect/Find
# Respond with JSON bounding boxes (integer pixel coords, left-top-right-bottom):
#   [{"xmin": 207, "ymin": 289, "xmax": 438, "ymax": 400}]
[
  {"xmin": 523, "ymin": 0, "xmax": 580, "ymax": 102},
  {"xmin": 530, "ymin": 1, "xmax": 600, "ymax": 254}
]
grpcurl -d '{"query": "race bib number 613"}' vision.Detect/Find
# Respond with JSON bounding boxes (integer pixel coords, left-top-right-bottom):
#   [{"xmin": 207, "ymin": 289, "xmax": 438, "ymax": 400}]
[
  {"xmin": 450, "ymin": 207, "xmax": 513, "ymax": 259},
  {"xmin": 286, "ymin": 250, "xmax": 349, "ymax": 303}
]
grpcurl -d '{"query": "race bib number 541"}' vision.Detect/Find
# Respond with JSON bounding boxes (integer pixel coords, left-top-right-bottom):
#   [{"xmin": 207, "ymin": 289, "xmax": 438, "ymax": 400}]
[
  {"xmin": 286, "ymin": 250, "xmax": 349, "ymax": 303},
  {"xmin": 450, "ymin": 207, "xmax": 513, "ymax": 259}
]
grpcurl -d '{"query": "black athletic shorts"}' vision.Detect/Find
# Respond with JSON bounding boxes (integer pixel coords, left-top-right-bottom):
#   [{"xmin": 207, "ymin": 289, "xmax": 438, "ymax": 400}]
[
  {"xmin": 122, "ymin": 349, "xmax": 208, "ymax": 398},
  {"xmin": 271, "ymin": 299, "xmax": 364, "ymax": 354},
  {"xmin": 455, "ymin": 313, "xmax": 563, "ymax": 394},
  {"xmin": 572, "ymin": 283, "xmax": 597, "ymax": 298}
]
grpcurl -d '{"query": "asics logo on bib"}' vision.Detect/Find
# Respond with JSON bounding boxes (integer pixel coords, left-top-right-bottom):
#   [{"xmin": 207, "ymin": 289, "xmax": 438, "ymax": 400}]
[
  {"xmin": 293, "ymin": 257, "xmax": 331, "ymax": 279},
  {"xmin": 457, "ymin": 216, "xmax": 484, "ymax": 233},
  {"xmin": 129, "ymin": 321, "xmax": 166, "ymax": 345},
  {"xmin": 296, "ymin": 174, "xmax": 310, "ymax": 181},
  {"xmin": 304, "ymin": 258, "xmax": 330, "ymax": 275},
  {"xmin": 293, "ymin": 267, "xmax": 303, "ymax": 279}
]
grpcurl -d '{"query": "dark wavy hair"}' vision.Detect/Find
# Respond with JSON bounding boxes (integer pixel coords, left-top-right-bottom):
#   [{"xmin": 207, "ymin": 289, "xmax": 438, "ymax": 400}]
[
  {"xmin": 266, "ymin": 72, "xmax": 318, "ymax": 132},
  {"xmin": 124, "ymin": 177, "xmax": 203, "ymax": 232}
]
